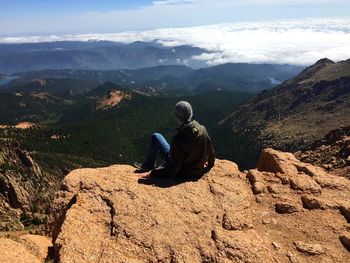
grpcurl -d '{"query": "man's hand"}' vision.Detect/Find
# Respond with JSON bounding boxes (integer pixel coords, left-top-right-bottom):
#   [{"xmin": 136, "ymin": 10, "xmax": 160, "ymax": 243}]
[{"xmin": 136, "ymin": 172, "xmax": 151, "ymax": 178}]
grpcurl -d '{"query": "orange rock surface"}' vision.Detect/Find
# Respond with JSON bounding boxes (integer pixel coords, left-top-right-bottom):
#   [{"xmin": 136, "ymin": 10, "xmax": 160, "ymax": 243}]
[{"xmin": 45, "ymin": 149, "xmax": 350, "ymax": 262}]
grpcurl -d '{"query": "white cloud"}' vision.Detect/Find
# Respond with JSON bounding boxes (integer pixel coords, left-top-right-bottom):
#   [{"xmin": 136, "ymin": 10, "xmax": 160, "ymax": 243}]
[{"xmin": 1, "ymin": 18, "xmax": 350, "ymax": 66}]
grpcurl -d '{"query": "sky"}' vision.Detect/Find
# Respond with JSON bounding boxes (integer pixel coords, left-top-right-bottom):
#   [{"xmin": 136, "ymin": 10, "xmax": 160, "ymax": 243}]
[
  {"xmin": 0, "ymin": 0, "xmax": 350, "ymax": 65},
  {"xmin": 1, "ymin": 0, "xmax": 349, "ymax": 36}
]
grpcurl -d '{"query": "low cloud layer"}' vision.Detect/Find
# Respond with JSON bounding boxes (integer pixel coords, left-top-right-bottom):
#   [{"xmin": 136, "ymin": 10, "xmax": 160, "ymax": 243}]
[{"xmin": 1, "ymin": 18, "xmax": 350, "ymax": 66}]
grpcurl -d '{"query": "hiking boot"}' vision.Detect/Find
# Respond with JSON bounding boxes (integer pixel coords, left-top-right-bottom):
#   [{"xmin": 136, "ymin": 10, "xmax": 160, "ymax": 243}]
[{"xmin": 133, "ymin": 162, "xmax": 154, "ymax": 172}]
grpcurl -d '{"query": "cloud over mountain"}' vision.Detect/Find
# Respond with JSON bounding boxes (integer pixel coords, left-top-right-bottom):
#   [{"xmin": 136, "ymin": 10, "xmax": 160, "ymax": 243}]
[{"xmin": 1, "ymin": 19, "xmax": 350, "ymax": 66}]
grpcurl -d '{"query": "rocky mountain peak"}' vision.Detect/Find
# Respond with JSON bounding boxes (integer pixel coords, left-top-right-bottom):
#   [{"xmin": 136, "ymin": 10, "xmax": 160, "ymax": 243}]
[
  {"xmin": 314, "ymin": 58, "xmax": 335, "ymax": 66},
  {"xmin": 292, "ymin": 58, "xmax": 335, "ymax": 84}
]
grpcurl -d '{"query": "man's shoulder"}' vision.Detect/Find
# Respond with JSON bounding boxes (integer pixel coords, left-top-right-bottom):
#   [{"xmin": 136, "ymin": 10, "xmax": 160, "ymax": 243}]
[{"xmin": 193, "ymin": 121, "xmax": 209, "ymax": 136}]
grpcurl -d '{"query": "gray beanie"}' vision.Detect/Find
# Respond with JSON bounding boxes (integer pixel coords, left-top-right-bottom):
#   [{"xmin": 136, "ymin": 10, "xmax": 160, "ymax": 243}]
[{"xmin": 175, "ymin": 101, "xmax": 193, "ymax": 124}]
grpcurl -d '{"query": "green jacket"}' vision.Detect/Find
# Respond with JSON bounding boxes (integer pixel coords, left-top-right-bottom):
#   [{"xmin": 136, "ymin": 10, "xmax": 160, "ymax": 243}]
[{"xmin": 152, "ymin": 120, "xmax": 215, "ymax": 177}]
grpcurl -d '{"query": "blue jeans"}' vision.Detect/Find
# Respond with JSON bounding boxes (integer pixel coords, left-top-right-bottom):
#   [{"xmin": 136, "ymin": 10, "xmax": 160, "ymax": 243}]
[{"xmin": 145, "ymin": 133, "xmax": 170, "ymax": 168}]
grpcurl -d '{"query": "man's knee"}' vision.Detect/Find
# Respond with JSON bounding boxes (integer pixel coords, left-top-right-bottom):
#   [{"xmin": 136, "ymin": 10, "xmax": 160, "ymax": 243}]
[{"xmin": 151, "ymin": 133, "xmax": 162, "ymax": 143}]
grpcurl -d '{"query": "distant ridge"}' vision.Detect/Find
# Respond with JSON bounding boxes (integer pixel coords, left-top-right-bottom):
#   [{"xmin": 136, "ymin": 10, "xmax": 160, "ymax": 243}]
[
  {"xmin": 6, "ymin": 63, "xmax": 304, "ymax": 93},
  {"xmin": 0, "ymin": 41, "xmax": 206, "ymax": 74}
]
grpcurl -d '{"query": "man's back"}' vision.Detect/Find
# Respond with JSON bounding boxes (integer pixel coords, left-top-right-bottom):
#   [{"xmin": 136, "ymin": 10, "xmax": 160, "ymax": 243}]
[{"xmin": 166, "ymin": 120, "xmax": 215, "ymax": 177}]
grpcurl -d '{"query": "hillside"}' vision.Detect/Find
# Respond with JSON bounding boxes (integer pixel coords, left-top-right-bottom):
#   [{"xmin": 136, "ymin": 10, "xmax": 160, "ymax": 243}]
[{"xmin": 217, "ymin": 58, "xmax": 350, "ymax": 169}]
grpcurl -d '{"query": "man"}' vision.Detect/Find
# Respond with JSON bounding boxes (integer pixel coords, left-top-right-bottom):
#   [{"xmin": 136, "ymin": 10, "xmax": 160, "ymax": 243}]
[{"xmin": 134, "ymin": 101, "xmax": 215, "ymax": 177}]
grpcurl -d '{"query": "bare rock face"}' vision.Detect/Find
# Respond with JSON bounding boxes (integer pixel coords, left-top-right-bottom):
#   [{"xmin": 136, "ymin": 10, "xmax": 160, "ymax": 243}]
[
  {"xmin": 47, "ymin": 150, "xmax": 350, "ymax": 262},
  {"xmin": 0, "ymin": 141, "xmax": 52, "ymax": 231}
]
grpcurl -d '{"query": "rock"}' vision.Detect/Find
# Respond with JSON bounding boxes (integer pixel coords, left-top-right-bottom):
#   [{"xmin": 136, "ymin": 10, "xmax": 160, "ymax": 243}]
[
  {"xmin": 252, "ymin": 182, "xmax": 265, "ymax": 194},
  {"xmin": 19, "ymin": 234, "xmax": 52, "ymax": 261},
  {"xmin": 247, "ymin": 170, "xmax": 266, "ymax": 194},
  {"xmin": 267, "ymin": 184, "xmax": 282, "ymax": 194},
  {"xmin": 48, "ymin": 160, "xmax": 271, "ymax": 262},
  {"xmin": 262, "ymin": 218, "xmax": 277, "ymax": 225},
  {"xmin": 339, "ymin": 234, "xmax": 350, "ymax": 251},
  {"xmin": 0, "ymin": 199, "xmax": 23, "ymax": 230},
  {"xmin": 313, "ymin": 174, "xmax": 348, "ymax": 190},
  {"xmin": 301, "ymin": 195, "xmax": 324, "ymax": 210},
  {"xmin": 275, "ymin": 202, "xmax": 300, "ymax": 214},
  {"xmin": 275, "ymin": 173, "xmax": 290, "ymax": 184},
  {"xmin": 255, "ymin": 195, "xmax": 263, "ymax": 203},
  {"xmin": 0, "ymin": 238, "xmax": 41, "ymax": 263},
  {"xmin": 272, "ymin": 242, "xmax": 281, "ymax": 250},
  {"xmin": 16, "ymin": 148, "xmax": 36, "ymax": 168},
  {"xmin": 286, "ymin": 251, "xmax": 299, "ymax": 263},
  {"xmin": 222, "ymin": 212, "xmax": 253, "ymax": 231},
  {"xmin": 44, "ymin": 151, "xmax": 350, "ymax": 263},
  {"xmin": 294, "ymin": 241, "xmax": 324, "ymax": 255},
  {"xmin": 258, "ymin": 148, "xmax": 298, "ymax": 174},
  {"xmin": 340, "ymin": 206, "xmax": 350, "ymax": 223},
  {"xmin": 8, "ymin": 178, "xmax": 31, "ymax": 208},
  {"xmin": 289, "ymin": 174, "xmax": 321, "ymax": 194}
]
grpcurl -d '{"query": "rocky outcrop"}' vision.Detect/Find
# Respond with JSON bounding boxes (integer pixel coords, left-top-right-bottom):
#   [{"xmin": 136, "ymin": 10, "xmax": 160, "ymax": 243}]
[
  {"xmin": 295, "ymin": 126, "xmax": 350, "ymax": 178},
  {"xmin": 46, "ymin": 149, "xmax": 350, "ymax": 262},
  {"xmin": 0, "ymin": 141, "xmax": 52, "ymax": 231}
]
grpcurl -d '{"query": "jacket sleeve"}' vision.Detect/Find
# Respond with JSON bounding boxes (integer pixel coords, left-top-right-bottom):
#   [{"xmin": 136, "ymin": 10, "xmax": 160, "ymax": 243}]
[{"xmin": 151, "ymin": 136, "xmax": 185, "ymax": 177}]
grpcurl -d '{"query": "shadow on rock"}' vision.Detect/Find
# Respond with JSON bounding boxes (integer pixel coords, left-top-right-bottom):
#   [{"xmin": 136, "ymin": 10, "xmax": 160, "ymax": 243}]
[{"xmin": 137, "ymin": 170, "xmax": 208, "ymax": 188}]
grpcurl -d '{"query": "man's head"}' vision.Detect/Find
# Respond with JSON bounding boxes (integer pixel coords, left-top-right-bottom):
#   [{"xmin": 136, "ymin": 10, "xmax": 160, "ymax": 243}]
[{"xmin": 175, "ymin": 101, "xmax": 193, "ymax": 124}]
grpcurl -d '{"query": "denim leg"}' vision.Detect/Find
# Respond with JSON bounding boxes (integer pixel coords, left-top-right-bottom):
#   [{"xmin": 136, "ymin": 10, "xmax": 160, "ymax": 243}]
[{"xmin": 145, "ymin": 133, "xmax": 170, "ymax": 167}]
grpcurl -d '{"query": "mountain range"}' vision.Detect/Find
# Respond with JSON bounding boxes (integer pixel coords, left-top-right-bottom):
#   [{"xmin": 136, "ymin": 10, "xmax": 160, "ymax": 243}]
[
  {"xmin": 2, "ymin": 63, "xmax": 304, "ymax": 94},
  {"xmin": 0, "ymin": 41, "xmax": 207, "ymax": 74}
]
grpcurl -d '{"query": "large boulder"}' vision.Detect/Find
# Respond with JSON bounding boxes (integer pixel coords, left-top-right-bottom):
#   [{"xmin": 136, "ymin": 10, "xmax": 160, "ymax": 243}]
[{"xmin": 47, "ymin": 151, "xmax": 350, "ymax": 262}]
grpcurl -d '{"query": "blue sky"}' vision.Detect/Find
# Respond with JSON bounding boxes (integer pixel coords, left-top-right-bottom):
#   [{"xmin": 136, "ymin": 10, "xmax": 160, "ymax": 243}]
[
  {"xmin": 1, "ymin": 0, "xmax": 349, "ymax": 36},
  {"xmin": 0, "ymin": 1, "xmax": 152, "ymax": 15}
]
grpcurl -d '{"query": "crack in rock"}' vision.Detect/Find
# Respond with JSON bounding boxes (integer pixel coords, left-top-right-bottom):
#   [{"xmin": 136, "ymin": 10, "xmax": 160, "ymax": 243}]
[{"xmin": 101, "ymin": 197, "xmax": 116, "ymax": 236}]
